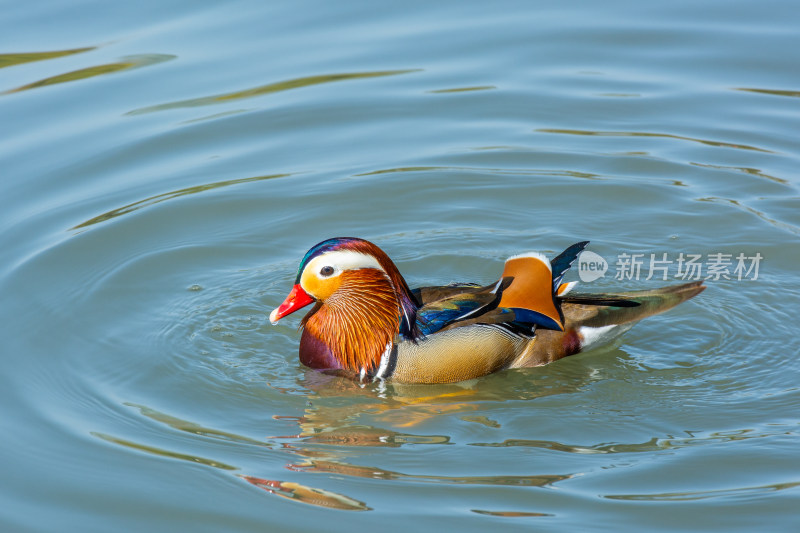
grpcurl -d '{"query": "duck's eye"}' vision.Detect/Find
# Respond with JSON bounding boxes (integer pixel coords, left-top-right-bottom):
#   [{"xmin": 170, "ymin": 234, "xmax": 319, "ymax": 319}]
[{"xmin": 319, "ymin": 266, "xmax": 335, "ymax": 277}]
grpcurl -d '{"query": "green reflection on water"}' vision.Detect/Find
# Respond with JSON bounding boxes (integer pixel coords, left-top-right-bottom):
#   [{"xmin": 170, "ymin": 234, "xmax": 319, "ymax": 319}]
[
  {"xmin": 691, "ymin": 161, "xmax": 789, "ymax": 185},
  {"xmin": 128, "ymin": 403, "xmax": 274, "ymax": 448},
  {"xmin": 3, "ymin": 54, "xmax": 175, "ymax": 94},
  {"xmin": 127, "ymin": 69, "xmax": 422, "ymax": 115},
  {"xmin": 736, "ymin": 87, "xmax": 800, "ymax": 98},
  {"xmin": 71, "ymin": 173, "xmax": 291, "ymax": 230},
  {"xmin": 428, "ymin": 85, "xmax": 496, "ymax": 93},
  {"xmin": 472, "ymin": 509, "xmax": 553, "ymax": 517},
  {"xmin": 0, "ymin": 46, "xmax": 95, "ymax": 69},
  {"xmin": 92, "ymin": 432, "xmax": 238, "ymax": 470}
]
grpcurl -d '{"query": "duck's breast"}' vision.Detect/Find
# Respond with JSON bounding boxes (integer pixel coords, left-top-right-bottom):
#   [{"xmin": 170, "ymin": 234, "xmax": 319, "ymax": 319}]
[{"xmin": 299, "ymin": 330, "xmax": 343, "ymax": 370}]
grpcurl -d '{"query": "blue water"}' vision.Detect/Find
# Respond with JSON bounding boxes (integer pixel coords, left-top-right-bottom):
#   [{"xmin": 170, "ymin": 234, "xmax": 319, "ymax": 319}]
[{"xmin": 2, "ymin": 1, "xmax": 799, "ymax": 531}]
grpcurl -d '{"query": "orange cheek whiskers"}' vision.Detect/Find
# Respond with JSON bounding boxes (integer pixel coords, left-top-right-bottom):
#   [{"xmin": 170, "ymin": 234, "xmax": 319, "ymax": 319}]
[{"xmin": 302, "ymin": 271, "xmax": 403, "ymax": 373}]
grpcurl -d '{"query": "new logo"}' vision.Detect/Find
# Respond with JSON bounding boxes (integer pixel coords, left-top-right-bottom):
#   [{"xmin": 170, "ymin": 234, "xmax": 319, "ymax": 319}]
[{"xmin": 578, "ymin": 251, "xmax": 607, "ymax": 282}]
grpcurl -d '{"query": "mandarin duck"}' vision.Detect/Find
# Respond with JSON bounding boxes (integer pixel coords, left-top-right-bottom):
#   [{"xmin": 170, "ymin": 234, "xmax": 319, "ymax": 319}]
[{"xmin": 270, "ymin": 237, "xmax": 704, "ymax": 384}]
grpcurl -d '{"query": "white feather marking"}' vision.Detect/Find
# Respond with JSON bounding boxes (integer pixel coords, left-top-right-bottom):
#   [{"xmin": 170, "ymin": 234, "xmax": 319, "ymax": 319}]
[
  {"xmin": 400, "ymin": 304, "xmax": 411, "ymax": 332},
  {"xmin": 490, "ymin": 279, "xmax": 503, "ymax": 294},
  {"xmin": 476, "ymin": 323, "xmax": 525, "ymax": 340},
  {"xmin": 374, "ymin": 342, "xmax": 393, "ymax": 380},
  {"xmin": 453, "ymin": 301, "xmax": 490, "ymax": 321},
  {"xmin": 505, "ymin": 251, "xmax": 552, "ymax": 272},
  {"xmin": 558, "ymin": 281, "xmax": 578, "ymax": 296},
  {"xmin": 579, "ymin": 323, "xmax": 634, "ymax": 351}
]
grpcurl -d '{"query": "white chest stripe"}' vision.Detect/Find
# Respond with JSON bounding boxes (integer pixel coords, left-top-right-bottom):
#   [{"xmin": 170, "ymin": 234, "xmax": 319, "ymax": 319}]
[{"xmin": 374, "ymin": 342, "xmax": 394, "ymax": 380}]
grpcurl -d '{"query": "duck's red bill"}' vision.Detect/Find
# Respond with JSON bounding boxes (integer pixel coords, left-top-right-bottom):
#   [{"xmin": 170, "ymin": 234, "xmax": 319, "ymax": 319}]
[{"xmin": 270, "ymin": 284, "xmax": 314, "ymax": 324}]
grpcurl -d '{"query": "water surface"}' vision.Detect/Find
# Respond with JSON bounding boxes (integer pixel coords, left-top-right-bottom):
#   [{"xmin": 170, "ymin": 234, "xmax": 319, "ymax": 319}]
[{"xmin": 2, "ymin": 1, "xmax": 799, "ymax": 531}]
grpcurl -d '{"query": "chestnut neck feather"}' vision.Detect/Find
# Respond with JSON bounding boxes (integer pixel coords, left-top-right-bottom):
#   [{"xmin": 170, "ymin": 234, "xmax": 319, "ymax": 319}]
[{"xmin": 301, "ymin": 269, "xmax": 401, "ymax": 373}]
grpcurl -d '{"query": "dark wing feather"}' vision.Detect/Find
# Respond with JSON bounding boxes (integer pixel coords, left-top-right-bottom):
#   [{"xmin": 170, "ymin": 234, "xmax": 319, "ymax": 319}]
[
  {"xmin": 412, "ymin": 283, "xmax": 483, "ymax": 305},
  {"xmin": 550, "ymin": 241, "xmax": 589, "ymax": 290},
  {"xmin": 559, "ymin": 294, "xmax": 640, "ymax": 307}
]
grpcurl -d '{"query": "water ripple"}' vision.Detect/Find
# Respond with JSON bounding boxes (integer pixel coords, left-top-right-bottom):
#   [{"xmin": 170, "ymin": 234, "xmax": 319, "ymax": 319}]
[
  {"xmin": 127, "ymin": 403, "xmax": 274, "ymax": 448},
  {"xmin": 470, "ymin": 427, "xmax": 795, "ymax": 455},
  {"xmin": 71, "ymin": 173, "xmax": 290, "ymax": 230},
  {"xmin": 537, "ymin": 128, "xmax": 775, "ymax": 153},
  {"xmin": 289, "ymin": 458, "xmax": 571, "ymax": 488},
  {"xmin": 604, "ymin": 481, "xmax": 800, "ymax": 502},
  {"xmin": 690, "ymin": 162, "xmax": 789, "ymax": 185},
  {"xmin": 696, "ymin": 196, "xmax": 800, "ymax": 236},
  {"xmin": 355, "ymin": 165, "xmax": 600, "ymax": 180}
]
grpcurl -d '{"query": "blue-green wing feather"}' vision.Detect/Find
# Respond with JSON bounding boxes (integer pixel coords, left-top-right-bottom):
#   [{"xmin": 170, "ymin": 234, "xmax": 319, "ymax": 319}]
[
  {"xmin": 416, "ymin": 297, "xmax": 488, "ymax": 335},
  {"xmin": 412, "ymin": 281, "xmax": 509, "ymax": 336}
]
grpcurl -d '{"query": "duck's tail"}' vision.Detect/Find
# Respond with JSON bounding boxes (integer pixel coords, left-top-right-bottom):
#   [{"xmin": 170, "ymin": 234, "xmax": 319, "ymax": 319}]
[
  {"xmin": 510, "ymin": 280, "xmax": 705, "ymax": 367},
  {"xmin": 495, "ymin": 241, "xmax": 705, "ymax": 341},
  {"xmin": 560, "ymin": 280, "xmax": 705, "ymax": 327},
  {"xmin": 558, "ymin": 280, "xmax": 706, "ymax": 352}
]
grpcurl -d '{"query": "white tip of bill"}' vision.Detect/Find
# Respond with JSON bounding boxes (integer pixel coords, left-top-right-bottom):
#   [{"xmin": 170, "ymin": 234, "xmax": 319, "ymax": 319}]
[{"xmin": 269, "ymin": 308, "xmax": 280, "ymax": 325}]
